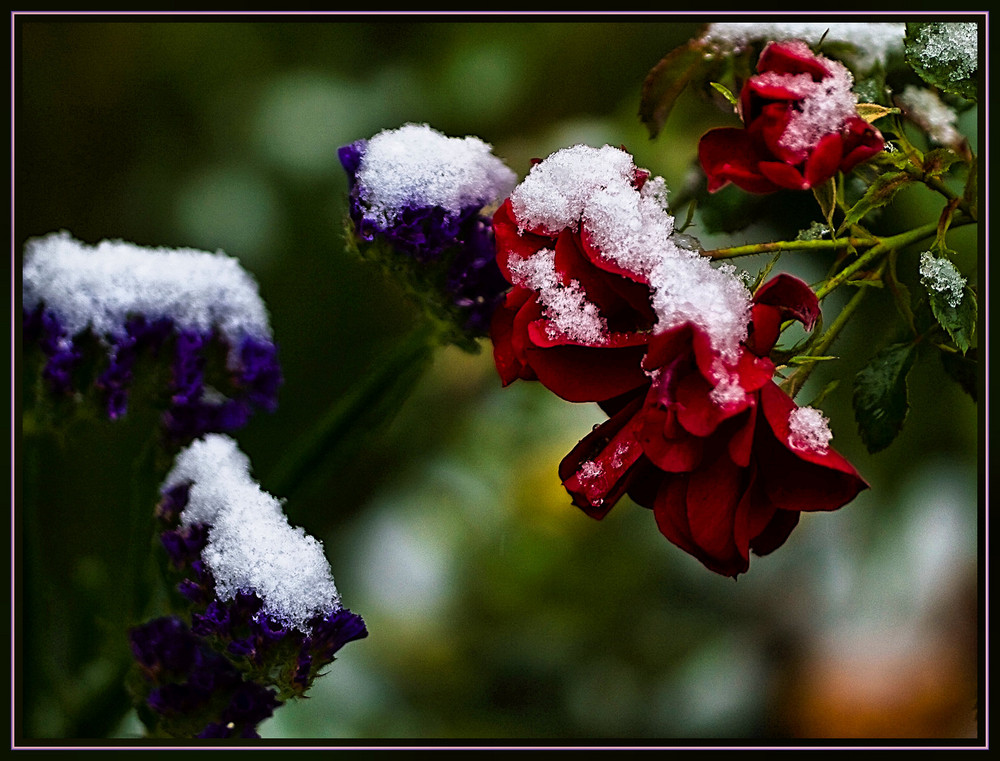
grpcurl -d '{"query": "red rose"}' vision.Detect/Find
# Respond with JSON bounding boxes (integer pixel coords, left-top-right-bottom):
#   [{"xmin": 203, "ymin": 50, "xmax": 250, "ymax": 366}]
[
  {"xmin": 560, "ymin": 274, "xmax": 868, "ymax": 577},
  {"xmin": 489, "ymin": 191, "xmax": 658, "ymax": 403},
  {"xmin": 698, "ymin": 40, "xmax": 885, "ymax": 194}
]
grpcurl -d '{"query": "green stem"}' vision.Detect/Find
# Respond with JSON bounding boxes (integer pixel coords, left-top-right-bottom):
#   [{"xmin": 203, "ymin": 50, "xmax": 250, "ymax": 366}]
[
  {"xmin": 815, "ymin": 214, "xmax": 975, "ymax": 300},
  {"xmin": 265, "ymin": 321, "xmax": 437, "ymax": 499},
  {"xmin": 703, "ymin": 236, "xmax": 874, "ymax": 260},
  {"xmin": 781, "ymin": 281, "xmax": 871, "ymax": 399}
]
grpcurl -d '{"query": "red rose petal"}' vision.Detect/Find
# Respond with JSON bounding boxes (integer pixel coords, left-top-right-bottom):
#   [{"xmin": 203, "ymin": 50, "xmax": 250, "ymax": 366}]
[
  {"xmin": 749, "ymin": 507, "xmax": 800, "ymax": 557},
  {"xmin": 727, "ymin": 403, "xmax": 757, "ymax": 468},
  {"xmin": 525, "ymin": 341, "xmax": 650, "ymax": 403},
  {"xmin": 637, "ymin": 402, "xmax": 705, "ymax": 473},
  {"xmin": 732, "ymin": 465, "xmax": 775, "ymax": 559},
  {"xmin": 684, "ymin": 454, "xmax": 750, "ymax": 577},
  {"xmin": 653, "ymin": 475, "xmax": 701, "ymax": 559},
  {"xmin": 758, "ymin": 160, "xmax": 808, "ymax": 190},
  {"xmin": 753, "ymin": 273, "xmax": 821, "ymax": 332},
  {"xmin": 493, "ymin": 199, "xmax": 554, "ymax": 279},
  {"xmin": 490, "ymin": 288, "xmax": 535, "ymax": 386},
  {"xmin": 804, "ymin": 132, "xmax": 846, "ymax": 188},
  {"xmin": 757, "ymin": 382, "xmax": 869, "ymax": 511},
  {"xmin": 698, "ymin": 128, "xmax": 782, "ymax": 194},
  {"xmin": 757, "ymin": 40, "xmax": 831, "ymax": 80},
  {"xmin": 560, "ymin": 394, "xmax": 646, "ymax": 518}
]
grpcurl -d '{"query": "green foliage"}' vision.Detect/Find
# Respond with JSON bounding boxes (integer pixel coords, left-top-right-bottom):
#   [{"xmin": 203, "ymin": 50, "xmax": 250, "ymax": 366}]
[
  {"xmin": 904, "ymin": 22, "xmax": 979, "ymax": 101},
  {"xmin": 940, "ymin": 346, "xmax": 978, "ymax": 401},
  {"xmin": 638, "ymin": 39, "xmax": 727, "ymax": 139},
  {"xmin": 837, "ymin": 171, "xmax": 912, "ymax": 234},
  {"xmin": 812, "ymin": 178, "xmax": 837, "ymax": 232},
  {"xmin": 852, "ymin": 341, "xmax": 918, "ymax": 454},
  {"xmin": 709, "ymin": 81, "xmax": 739, "ymax": 109},
  {"xmin": 928, "ymin": 284, "xmax": 977, "ymax": 354}
]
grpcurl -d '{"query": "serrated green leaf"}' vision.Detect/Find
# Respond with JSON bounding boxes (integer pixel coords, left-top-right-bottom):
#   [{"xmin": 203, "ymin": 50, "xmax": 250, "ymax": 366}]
[
  {"xmin": 640, "ymin": 40, "xmax": 722, "ymax": 139},
  {"xmin": 921, "ymin": 148, "xmax": 962, "ymax": 178},
  {"xmin": 869, "ymin": 147, "xmax": 918, "ymax": 172},
  {"xmin": 905, "ymin": 22, "xmax": 979, "ymax": 101},
  {"xmin": 940, "ymin": 346, "xmax": 977, "ymax": 401},
  {"xmin": 929, "ymin": 285, "xmax": 977, "ymax": 353},
  {"xmin": 837, "ymin": 171, "xmax": 912, "ymax": 234},
  {"xmin": 852, "ymin": 341, "xmax": 918, "ymax": 453}
]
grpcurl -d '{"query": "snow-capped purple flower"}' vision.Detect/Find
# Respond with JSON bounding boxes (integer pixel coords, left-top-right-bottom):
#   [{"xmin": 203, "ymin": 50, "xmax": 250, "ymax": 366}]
[
  {"xmin": 134, "ymin": 434, "xmax": 368, "ymax": 736},
  {"xmin": 21, "ymin": 231, "xmax": 282, "ymax": 443},
  {"xmin": 339, "ymin": 123, "xmax": 518, "ymax": 345}
]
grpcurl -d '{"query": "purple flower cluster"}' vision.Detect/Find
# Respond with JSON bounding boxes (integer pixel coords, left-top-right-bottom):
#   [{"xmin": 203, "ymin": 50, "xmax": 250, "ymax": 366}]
[
  {"xmin": 337, "ymin": 125, "xmax": 517, "ymax": 343},
  {"xmin": 23, "ymin": 304, "xmax": 281, "ymax": 443},
  {"xmin": 131, "ymin": 481, "xmax": 368, "ymax": 737},
  {"xmin": 129, "ymin": 616, "xmax": 279, "ymax": 739}
]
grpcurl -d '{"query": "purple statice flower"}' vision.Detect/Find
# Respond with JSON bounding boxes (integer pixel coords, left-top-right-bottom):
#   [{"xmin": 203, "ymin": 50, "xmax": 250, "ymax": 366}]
[
  {"xmin": 21, "ymin": 231, "xmax": 282, "ymax": 443},
  {"xmin": 129, "ymin": 616, "xmax": 279, "ymax": 739},
  {"xmin": 135, "ymin": 433, "xmax": 368, "ymax": 736},
  {"xmin": 339, "ymin": 123, "xmax": 518, "ymax": 344}
]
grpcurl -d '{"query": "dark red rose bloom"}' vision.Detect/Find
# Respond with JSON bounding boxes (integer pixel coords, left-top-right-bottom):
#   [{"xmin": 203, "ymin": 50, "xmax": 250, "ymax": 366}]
[
  {"xmin": 698, "ymin": 40, "xmax": 885, "ymax": 194},
  {"xmin": 560, "ymin": 274, "xmax": 868, "ymax": 577},
  {"xmin": 490, "ymin": 196, "xmax": 658, "ymax": 404}
]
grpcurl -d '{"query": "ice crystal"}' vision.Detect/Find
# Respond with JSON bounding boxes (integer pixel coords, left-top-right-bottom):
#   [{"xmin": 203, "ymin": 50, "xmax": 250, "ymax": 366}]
[
  {"xmin": 787, "ymin": 405, "xmax": 833, "ymax": 453},
  {"xmin": 919, "ymin": 252, "xmax": 966, "ymax": 308},
  {"xmin": 909, "ymin": 22, "xmax": 978, "ymax": 82},
  {"xmin": 506, "ymin": 248, "xmax": 608, "ymax": 344}
]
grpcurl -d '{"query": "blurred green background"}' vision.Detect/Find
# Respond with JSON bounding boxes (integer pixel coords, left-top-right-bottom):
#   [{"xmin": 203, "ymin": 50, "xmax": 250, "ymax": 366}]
[{"xmin": 15, "ymin": 18, "xmax": 980, "ymax": 742}]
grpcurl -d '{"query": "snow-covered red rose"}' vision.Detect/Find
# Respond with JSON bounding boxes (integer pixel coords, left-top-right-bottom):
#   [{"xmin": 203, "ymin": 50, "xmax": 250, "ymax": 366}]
[
  {"xmin": 490, "ymin": 144, "xmax": 868, "ymax": 576},
  {"xmin": 698, "ymin": 40, "xmax": 885, "ymax": 194}
]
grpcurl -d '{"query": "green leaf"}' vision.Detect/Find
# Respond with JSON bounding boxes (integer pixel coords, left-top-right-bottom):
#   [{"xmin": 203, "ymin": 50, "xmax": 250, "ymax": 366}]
[
  {"xmin": 921, "ymin": 148, "xmax": 962, "ymax": 178},
  {"xmin": 787, "ymin": 355, "xmax": 839, "ymax": 365},
  {"xmin": 855, "ymin": 103, "xmax": 900, "ymax": 124},
  {"xmin": 929, "ymin": 284, "xmax": 977, "ymax": 354},
  {"xmin": 905, "ymin": 22, "xmax": 979, "ymax": 101},
  {"xmin": 852, "ymin": 341, "xmax": 918, "ymax": 453},
  {"xmin": 709, "ymin": 81, "xmax": 739, "ymax": 109},
  {"xmin": 837, "ymin": 171, "xmax": 912, "ymax": 234},
  {"xmin": 812, "ymin": 178, "xmax": 837, "ymax": 231},
  {"xmin": 940, "ymin": 346, "xmax": 978, "ymax": 401},
  {"xmin": 639, "ymin": 40, "xmax": 723, "ymax": 139}
]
